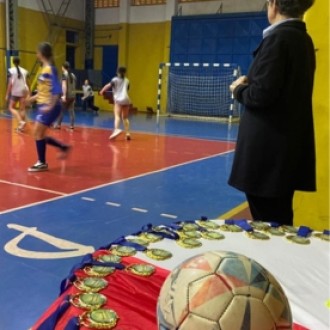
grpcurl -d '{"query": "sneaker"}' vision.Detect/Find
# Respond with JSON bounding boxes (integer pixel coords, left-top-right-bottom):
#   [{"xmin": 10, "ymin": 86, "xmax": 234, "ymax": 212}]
[
  {"xmin": 109, "ymin": 129, "xmax": 123, "ymax": 140},
  {"xmin": 18, "ymin": 121, "xmax": 26, "ymax": 131},
  {"xmin": 53, "ymin": 125, "xmax": 61, "ymax": 130},
  {"xmin": 126, "ymin": 134, "xmax": 131, "ymax": 141},
  {"xmin": 58, "ymin": 145, "xmax": 72, "ymax": 160},
  {"xmin": 28, "ymin": 162, "xmax": 48, "ymax": 172},
  {"xmin": 69, "ymin": 126, "xmax": 74, "ymax": 130}
]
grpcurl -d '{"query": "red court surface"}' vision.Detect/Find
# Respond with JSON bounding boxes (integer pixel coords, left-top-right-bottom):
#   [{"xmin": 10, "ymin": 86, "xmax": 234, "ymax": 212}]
[{"xmin": 0, "ymin": 119, "xmax": 235, "ymax": 212}]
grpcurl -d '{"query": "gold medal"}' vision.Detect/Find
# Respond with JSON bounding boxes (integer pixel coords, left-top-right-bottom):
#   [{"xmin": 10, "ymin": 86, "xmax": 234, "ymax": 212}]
[
  {"xmin": 127, "ymin": 264, "xmax": 156, "ymax": 277},
  {"xmin": 84, "ymin": 266, "xmax": 116, "ymax": 277},
  {"xmin": 181, "ymin": 223, "xmax": 199, "ymax": 232},
  {"xmin": 219, "ymin": 224, "xmax": 243, "ymax": 232},
  {"xmin": 70, "ymin": 293, "xmax": 107, "ymax": 310},
  {"xmin": 250, "ymin": 221, "xmax": 270, "ymax": 231},
  {"xmin": 179, "ymin": 230, "xmax": 202, "ymax": 239},
  {"xmin": 313, "ymin": 232, "xmax": 330, "ymax": 242},
  {"xmin": 139, "ymin": 232, "xmax": 163, "ymax": 243},
  {"xmin": 286, "ymin": 235, "xmax": 310, "ymax": 245},
  {"xmin": 246, "ymin": 231, "xmax": 270, "ymax": 240},
  {"xmin": 74, "ymin": 277, "xmax": 108, "ymax": 293},
  {"xmin": 80, "ymin": 308, "xmax": 119, "ymax": 329},
  {"xmin": 97, "ymin": 254, "xmax": 122, "ymax": 264},
  {"xmin": 266, "ymin": 227, "xmax": 285, "ymax": 236},
  {"xmin": 201, "ymin": 231, "xmax": 225, "ymax": 240},
  {"xmin": 196, "ymin": 220, "xmax": 220, "ymax": 230},
  {"xmin": 145, "ymin": 248, "xmax": 172, "ymax": 260},
  {"xmin": 111, "ymin": 245, "xmax": 137, "ymax": 257},
  {"xmin": 126, "ymin": 238, "xmax": 149, "ymax": 247},
  {"xmin": 177, "ymin": 238, "xmax": 202, "ymax": 249},
  {"xmin": 281, "ymin": 225, "xmax": 298, "ymax": 234}
]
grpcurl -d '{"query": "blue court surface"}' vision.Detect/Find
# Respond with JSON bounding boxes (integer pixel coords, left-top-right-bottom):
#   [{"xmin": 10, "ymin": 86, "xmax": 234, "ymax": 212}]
[{"xmin": 0, "ymin": 110, "xmax": 244, "ymax": 330}]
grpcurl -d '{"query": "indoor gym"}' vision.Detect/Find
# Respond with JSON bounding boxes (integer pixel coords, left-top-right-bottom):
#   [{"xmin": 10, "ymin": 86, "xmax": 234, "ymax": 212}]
[{"xmin": 0, "ymin": 1, "xmax": 329, "ymax": 330}]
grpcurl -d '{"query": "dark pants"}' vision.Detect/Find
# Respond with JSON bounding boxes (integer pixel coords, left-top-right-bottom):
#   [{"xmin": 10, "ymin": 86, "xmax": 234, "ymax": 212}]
[
  {"xmin": 82, "ymin": 96, "xmax": 99, "ymax": 111},
  {"xmin": 246, "ymin": 192, "xmax": 294, "ymax": 226}
]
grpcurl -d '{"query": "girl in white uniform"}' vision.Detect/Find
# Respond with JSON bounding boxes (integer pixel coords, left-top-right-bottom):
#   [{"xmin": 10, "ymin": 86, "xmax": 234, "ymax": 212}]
[
  {"xmin": 100, "ymin": 67, "xmax": 131, "ymax": 140},
  {"xmin": 5, "ymin": 57, "xmax": 30, "ymax": 131}
]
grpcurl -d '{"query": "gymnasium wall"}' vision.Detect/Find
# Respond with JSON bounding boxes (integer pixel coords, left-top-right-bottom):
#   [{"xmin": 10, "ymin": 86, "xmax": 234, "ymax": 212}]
[
  {"xmin": 293, "ymin": 2, "xmax": 329, "ymax": 230},
  {"xmin": 94, "ymin": 0, "xmax": 268, "ymax": 111},
  {"xmin": 0, "ymin": 2, "xmax": 6, "ymax": 106},
  {"xmin": 0, "ymin": 1, "xmax": 85, "ymax": 109}
]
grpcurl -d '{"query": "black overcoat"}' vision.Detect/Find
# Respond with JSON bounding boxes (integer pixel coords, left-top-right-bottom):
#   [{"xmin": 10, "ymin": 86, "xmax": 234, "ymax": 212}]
[{"xmin": 229, "ymin": 21, "xmax": 316, "ymax": 197}]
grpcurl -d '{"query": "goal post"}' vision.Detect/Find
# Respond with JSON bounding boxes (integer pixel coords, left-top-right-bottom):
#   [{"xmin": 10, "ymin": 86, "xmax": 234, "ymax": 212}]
[{"xmin": 157, "ymin": 62, "xmax": 241, "ymax": 122}]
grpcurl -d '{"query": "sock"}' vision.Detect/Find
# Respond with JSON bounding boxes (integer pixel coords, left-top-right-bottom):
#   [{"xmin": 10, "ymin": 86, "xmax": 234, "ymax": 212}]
[
  {"xmin": 45, "ymin": 136, "xmax": 66, "ymax": 150},
  {"xmin": 36, "ymin": 139, "xmax": 46, "ymax": 163}
]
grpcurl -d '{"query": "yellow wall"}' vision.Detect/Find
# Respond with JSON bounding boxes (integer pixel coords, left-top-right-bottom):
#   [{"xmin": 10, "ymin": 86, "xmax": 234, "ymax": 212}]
[
  {"xmin": 0, "ymin": 3, "xmax": 6, "ymax": 108},
  {"xmin": 293, "ymin": 2, "xmax": 330, "ymax": 230},
  {"xmin": 0, "ymin": 5, "xmax": 85, "ymax": 108},
  {"xmin": 93, "ymin": 21, "xmax": 170, "ymax": 112}
]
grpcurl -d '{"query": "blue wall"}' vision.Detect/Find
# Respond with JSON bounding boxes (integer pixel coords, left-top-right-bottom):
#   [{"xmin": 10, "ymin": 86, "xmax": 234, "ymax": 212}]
[{"xmin": 170, "ymin": 12, "xmax": 269, "ymax": 74}]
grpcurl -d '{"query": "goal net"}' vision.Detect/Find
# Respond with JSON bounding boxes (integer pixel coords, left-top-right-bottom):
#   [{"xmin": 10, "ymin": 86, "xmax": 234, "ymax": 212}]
[{"xmin": 157, "ymin": 63, "xmax": 240, "ymax": 121}]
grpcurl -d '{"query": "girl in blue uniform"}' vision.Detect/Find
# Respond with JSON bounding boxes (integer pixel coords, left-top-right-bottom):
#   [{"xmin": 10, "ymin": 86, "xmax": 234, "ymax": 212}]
[{"xmin": 27, "ymin": 42, "xmax": 70, "ymax": 172}]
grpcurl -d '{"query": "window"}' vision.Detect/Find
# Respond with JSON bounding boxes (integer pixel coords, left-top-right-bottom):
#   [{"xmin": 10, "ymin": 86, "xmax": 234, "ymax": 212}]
[
  {"xmin": 131, "ymin": 0, "xmax": 166, "ymax": 6},
  {"xmin": 94, "ymin": 0, "xmax": 119, "ymax": 8}
]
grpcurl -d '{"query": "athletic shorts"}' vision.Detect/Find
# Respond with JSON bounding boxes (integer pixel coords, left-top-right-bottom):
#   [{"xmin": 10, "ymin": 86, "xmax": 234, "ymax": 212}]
[
  {"xmin": 10, "ymin": 95, "xmax": 25, "ymax": 102},
  {"xmin": 36, "ymin": 102, "xmax": 61, "ymax": 126}
]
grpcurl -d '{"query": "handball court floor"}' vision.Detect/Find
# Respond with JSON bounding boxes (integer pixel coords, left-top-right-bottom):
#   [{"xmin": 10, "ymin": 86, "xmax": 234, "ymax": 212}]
[{"xmin": 0, "ymin": 110, "xmax": 247, "ymax": 330}]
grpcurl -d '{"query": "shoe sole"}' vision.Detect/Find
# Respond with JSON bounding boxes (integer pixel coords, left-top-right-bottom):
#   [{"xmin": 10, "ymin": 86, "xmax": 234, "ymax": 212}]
[
  {"xmin": 109, "ymin": 130, "xmax": 123, "ymax": 140},
  {"xmin": 28, "ymin": 168, "xmax": 49, "ymax": 172}
]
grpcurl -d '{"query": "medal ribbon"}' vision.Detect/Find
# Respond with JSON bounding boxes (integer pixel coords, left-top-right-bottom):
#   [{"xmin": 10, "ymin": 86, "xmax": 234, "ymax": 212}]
[
  {"xmin": 225, "ymin": 219, "xmax": 253, "ymax": 232},
  {"xmin": 35, "ymin": 295, "xmax": 71, "ymax": 330},
  {"xmin": 297, "ymin": 226, "xmax": 313, "ymax": 237},
  {"xmin": 64, "ymin": 317, "xmax": 79, "ymax": 330}
]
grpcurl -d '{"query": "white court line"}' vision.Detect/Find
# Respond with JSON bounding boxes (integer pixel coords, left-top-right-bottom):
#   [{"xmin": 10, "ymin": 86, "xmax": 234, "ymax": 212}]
[
  {"xmin": 0, "ymin": 179, "xmax": 66, "ymax": 196},
  {"xmin": 160, "ymin": 213, "xmax": 178, "ymax": 219},
  {"xmin": 131, "ymin": 208, "xmax": 149, "ymax": 213},
  {"xmin": 106, "ymin": 202, "xmax": 121, "ymax": 207},
  {"xmin": 0, "ymin": 149, "xmax": 234, "ymax": 215},
  {"xmin": 81, "ymin": 197, "xmax": 96, "ymax": 202}
]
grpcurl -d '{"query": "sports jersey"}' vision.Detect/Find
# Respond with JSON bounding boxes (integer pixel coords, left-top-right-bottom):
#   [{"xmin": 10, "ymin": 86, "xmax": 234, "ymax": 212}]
[
  {"xmin": 37, "ymin": 65, "xmax": 62, "ymax": 105},
  {"xmin": 62, "ymin": 71, "xmax": 77, "ymax": 99},
  {"xmin": 111, "ymin": 77, "xmax": 130, "ymax": 105},
  {"xmin": 8, "ymin": 66, "xmax": 29, "ymax": 97},
  {"xmin": 82, "ymin": 84, "xmax": 94, "ymax": 98}
]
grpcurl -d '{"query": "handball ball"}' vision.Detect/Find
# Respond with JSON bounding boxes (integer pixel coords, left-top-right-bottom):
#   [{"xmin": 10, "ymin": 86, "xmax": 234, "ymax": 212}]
[{"xmin": 157, "ymin": 251, "xmax": 292, "ymax": 330}]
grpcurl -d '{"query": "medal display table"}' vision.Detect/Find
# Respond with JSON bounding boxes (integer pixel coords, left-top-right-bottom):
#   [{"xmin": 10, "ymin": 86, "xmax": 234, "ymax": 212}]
[{"xmin": 31, "ymin": 219, "xmax": 330, "ymax": 330}]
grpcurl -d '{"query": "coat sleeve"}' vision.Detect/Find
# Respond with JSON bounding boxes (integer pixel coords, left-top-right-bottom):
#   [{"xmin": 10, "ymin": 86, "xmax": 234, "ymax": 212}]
[{"xmin": 234, "ymin": 34, "xmax": 288, "ymax": 109}]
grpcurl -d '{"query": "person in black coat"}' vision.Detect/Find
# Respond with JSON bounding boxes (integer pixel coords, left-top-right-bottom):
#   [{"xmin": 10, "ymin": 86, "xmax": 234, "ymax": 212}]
[{"xmin": 229, "ymin": 0, "xmax": 316, "ymax": 226}]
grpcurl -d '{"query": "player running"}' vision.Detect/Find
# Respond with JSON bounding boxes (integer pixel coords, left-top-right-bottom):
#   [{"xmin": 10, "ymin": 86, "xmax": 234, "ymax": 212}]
[
  {"xmin": 27, "ymin": 42, "xmax": 71, "ymax": 172},
  {"xmin": 100, "ymin": 67, "xmax": 131, "ymax": 140},
  {"xmin": 5, "ymin": 57, "xmax": 30, "ymax": 132}
]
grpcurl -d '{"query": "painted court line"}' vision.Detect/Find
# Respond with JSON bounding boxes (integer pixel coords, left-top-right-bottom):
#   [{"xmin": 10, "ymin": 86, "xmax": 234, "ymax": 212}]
[
  {"xmin": 0, "ymin": 149, "xmax": 234, "ymax": 215},
  {"xmin": 160, "ymin": 213, "xmax": 178, "ymax": 219},
  {"xmin": 81, "ymin": 197, "xmax": 96, "ymax": 202},
  {"xmin": 131, "ymin": 208, "xmax": 149, "ymax": 213},
  {"xmin": 0, "ymin": 179, "xmax": 66, "ymax": 196},
  {"xmin": 218, "ymin": 201, "xmax": 249, "ymax": 219},
  {"xmin": 106, "ymin": 202, "xmax": 121, "ymax": 207}
]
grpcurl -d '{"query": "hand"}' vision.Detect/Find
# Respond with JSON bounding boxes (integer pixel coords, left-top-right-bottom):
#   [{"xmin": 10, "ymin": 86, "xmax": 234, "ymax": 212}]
[
  {"xmin": 229, "ymin": 76, "xmax": 248, "ymax": 93},
  {"xmin": 5, "ymin": 95, "xmax": 9, "ymax": 102},
  {"xmin": 99, "ymin": 90, "xmax": 104, "ymax": 96},
  {"xmin": 61, "ymin": 96, "xmax": 66, "ymax": 103}
]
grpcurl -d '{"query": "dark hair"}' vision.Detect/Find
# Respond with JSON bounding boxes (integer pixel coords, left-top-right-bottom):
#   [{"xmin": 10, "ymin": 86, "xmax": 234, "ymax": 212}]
[
  {"xmin": 38, "ymin": 42, "xmax": 54, "ymax": 62},
  {"xmin": 13, "ymin": 56, "xmax": 22, "ymax": 79},
  {"xmin": 63, "ymin": 61, "xmax": 73, "ymax": 83},
  {"xmin": 117, "ymin": 67, "xmax": 127, "ymax": 79},
  {"xmin": 273, "ymin": 0, "xmax": 314, "ymax": 17}
]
